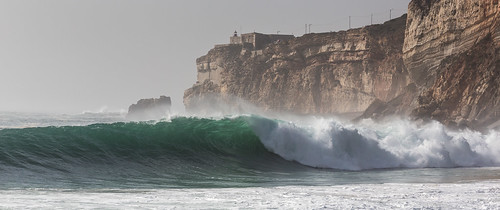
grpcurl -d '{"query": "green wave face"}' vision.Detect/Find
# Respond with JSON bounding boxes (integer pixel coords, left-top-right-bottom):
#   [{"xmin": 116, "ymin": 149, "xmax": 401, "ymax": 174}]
[
  {"xmin": 0, "ymin": 117, "xmax": 308, "ymax": 189},
  {"xmin": 2, "ymin": 115, "xmax": 499, "ymax": 189}
]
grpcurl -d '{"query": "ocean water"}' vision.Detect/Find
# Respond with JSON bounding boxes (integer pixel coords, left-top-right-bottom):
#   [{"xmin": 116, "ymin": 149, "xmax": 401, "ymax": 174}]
[{"xmin": 1, "ymin": 111, "xmax": 499, "ymax": 208}]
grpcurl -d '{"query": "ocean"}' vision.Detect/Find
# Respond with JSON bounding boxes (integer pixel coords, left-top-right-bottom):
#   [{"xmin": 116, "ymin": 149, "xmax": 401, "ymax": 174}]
[{"xmin": 0, "ymin": 111, "xmax": 499, "ymax": 208}]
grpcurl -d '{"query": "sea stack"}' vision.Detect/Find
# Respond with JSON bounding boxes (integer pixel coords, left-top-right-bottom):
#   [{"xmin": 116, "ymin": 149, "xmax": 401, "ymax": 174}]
[{"xmin": 127, "ymin": 95, "xmax": 171, "ymax": 120}]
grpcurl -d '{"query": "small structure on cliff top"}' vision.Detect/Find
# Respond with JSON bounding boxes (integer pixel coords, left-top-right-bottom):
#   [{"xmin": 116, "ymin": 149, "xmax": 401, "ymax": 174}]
[
  {"xmin": 127, "ymin": 95, "xmax": 171, "ymax": 121},
  {"xmin": 229, "ymin": 31, "xmax": 294, "ymax": 50}
]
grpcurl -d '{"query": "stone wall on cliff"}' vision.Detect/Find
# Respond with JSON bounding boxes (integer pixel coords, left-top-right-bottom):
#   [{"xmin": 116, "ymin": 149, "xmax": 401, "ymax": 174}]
[{"xmin": 184, "ymin": 15, "xmax": 409, "ymax": 115}]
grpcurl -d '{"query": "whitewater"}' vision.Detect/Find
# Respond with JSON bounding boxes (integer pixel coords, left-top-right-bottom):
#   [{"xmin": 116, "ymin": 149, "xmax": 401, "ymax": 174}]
[
  {"xmin": 0, "ymin": 111, "xmax": 499, "ymax": 208},
  {"xmin": 250, "ymin": 116, "xmax": 500, "ymax": 170}
]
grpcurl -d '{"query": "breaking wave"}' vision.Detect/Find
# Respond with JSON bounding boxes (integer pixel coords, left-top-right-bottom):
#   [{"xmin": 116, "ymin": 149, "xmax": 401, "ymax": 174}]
[
  {"xmin": 248, "ymin": 116, "xmax": 500, "ymax": 170},
  {"xmin": 0, "ymin": 114, "xmax": 498, "ymax": 188}
]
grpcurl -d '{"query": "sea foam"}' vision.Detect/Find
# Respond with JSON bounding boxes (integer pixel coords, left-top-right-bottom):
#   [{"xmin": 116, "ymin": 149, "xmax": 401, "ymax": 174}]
[
  {"xmin": 2, "ymin": 181, "xmax": 500, "ymax": 209},
  {"xmin": 248, "ymin": 116, "xmax": 500, "ymax": 170}
]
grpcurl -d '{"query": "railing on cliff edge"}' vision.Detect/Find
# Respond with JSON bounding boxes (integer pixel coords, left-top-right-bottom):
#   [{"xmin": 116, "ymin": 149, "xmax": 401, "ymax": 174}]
[{"xmin": 237, "ymin": 8, "xmax": 408, "ymax": 37}]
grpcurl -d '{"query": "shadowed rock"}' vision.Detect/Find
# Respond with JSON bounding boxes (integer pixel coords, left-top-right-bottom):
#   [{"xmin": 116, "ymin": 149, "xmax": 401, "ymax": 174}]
[{"xmin": 127, "ymin": 96, "xmax": 171, "ymax": 121}]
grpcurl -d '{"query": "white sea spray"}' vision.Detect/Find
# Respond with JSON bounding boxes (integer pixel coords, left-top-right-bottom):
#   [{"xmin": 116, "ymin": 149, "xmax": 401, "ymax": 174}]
[{"xmin": 248, "ymin": 116, "xmax": 500, "ymax": 170}]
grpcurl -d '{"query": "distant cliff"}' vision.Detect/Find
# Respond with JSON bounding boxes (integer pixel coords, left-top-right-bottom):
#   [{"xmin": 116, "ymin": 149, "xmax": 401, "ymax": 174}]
[
  {"xmin": 184, "ymin": 16, "xmax": 409, "ymax": 115},
  {"xmin": 184, "ymin": 0, "xmax": 500, "ymax": 130},
  {"xmin": 127, "ymin": 96, "xmax": 171, "ymax": 120}
]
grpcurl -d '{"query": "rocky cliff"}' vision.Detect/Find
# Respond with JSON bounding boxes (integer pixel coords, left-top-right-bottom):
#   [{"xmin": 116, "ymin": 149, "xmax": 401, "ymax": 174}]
[
  {"xmin": 364, "ymin": 0, "xmax": 500, "ymax": 129},
  {"xmin": 184, "ymin": 0, "xmax": 500, "ymax": 130},
  {"xmin": 404, "ymin": 0, "xmax": 500, "ymax": 88},
  {"xmin": 184, "ymin": 15, "xmax": 409, "ymax": 115},
  {"xmin": 407, "ymin": 0, "xmax": 500, "ymax": 129},
  {"xmin": 413, "ymin": 33, "xmax": 500, "ymax": 129}
]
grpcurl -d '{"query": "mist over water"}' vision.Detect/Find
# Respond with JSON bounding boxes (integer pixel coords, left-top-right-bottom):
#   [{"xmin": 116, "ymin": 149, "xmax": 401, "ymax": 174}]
[
  {"xmin": 0, "ymin": 111, "xmax": 127, "ymax": 129},
  {"xmin": 185, "ymin": 96, "xmax": 500, "ymax": 171}
]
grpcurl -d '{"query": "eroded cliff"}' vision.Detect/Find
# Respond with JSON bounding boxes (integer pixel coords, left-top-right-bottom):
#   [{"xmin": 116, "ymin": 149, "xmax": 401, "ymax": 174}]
[
  {"xmin": 375, "ymin": 0, "xmax": 500, "ymax": 129},
  {"xmin": 404, "ymin": 0, "xmax": 500, "ymax": 88},
  {"xmin": 184, "ymin": 0, "xmax": 500, "ymax": 130},
  {"xmin": 360, "ymin": 0, "xmax": 500, "ymax": 130},
  {"xmin": 412, "ymin": 34, "xmax": 500, "ymax": 130},
  {"xmin": 184, "ymin": 16, "xmax": 409, "ymax": 115}
]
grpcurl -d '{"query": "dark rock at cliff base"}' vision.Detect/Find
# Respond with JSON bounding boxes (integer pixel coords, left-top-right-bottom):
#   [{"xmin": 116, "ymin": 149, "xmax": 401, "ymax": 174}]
[
  {"xmin": 127, "ymin": 96, "xmax": 171, "ymax": 120},
  {"xmin": 358, "ymin": 83, "xmax": 419, "ymax": 121}
]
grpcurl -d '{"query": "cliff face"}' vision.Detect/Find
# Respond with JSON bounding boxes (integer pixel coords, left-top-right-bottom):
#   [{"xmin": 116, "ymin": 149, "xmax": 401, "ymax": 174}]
[
  {"xmin": 413, "ymin": 34, "xmax": 500, "ymax": 129},
  {"xmin": 404, "ymin": 0, "xmax": 500, "ymax": 88},
  {"xmin": 184, "ymin": 16, "xmax": 409, "ymax": 115},
  {"xmin": 361, "ymin": 0, "xmax": 500, "ymax": 129},
  {"xmin": 184, "ymin": 0, "xmax": 500, "ymax": 130},
  {"xmin": 406, "ymin": 0, "xmax": 500, "ymax": 129}
]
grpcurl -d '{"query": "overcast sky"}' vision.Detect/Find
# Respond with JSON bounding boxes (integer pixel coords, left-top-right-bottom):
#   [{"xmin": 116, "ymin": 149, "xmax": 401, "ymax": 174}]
[{"xmin": 0, "ymin": 0, "xmax": 410, "ymax": 114}]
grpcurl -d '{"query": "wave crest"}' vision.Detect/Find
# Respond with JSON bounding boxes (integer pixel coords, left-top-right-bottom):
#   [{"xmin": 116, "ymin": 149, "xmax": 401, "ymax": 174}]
[{"xmin": 248, "ymin": 116, "xmax": 500, "ymax": 170}]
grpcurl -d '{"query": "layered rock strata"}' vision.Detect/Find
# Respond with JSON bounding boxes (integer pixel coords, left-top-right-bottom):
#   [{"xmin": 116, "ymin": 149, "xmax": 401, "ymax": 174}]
[
  {"xmin": 404, "ymin": 0, "xmax": 500, "ymax": 88},
  {"xmin": 366, "ymin": 0, "xmax": 500, "ymax": 129},
  {"xmin": 413, "ymin": 33, "xmax": 500, "ymax": 129},
  {"xmin": 184, "ymin": 0, "xmax": 500, "ymax": 130},
  {"xmin": 184, "ymin": 16, "xmax": 409, "ymax": 115}
]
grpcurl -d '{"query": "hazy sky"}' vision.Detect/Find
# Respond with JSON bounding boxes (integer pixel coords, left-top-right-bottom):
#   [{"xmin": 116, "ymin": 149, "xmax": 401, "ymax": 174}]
[{"xmin": 0, "ymin": 0, "xmax": 410, "ymax": 114}]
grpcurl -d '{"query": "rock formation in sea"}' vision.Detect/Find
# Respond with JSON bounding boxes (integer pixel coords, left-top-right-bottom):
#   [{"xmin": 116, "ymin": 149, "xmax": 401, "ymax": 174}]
[
  {"xmin": 127, "ymin": 95, "xmax": 171, "ymax": 120},
  {"xmin": 184, "ymin": 0, "xmax": 500, "ymax": 130}
]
